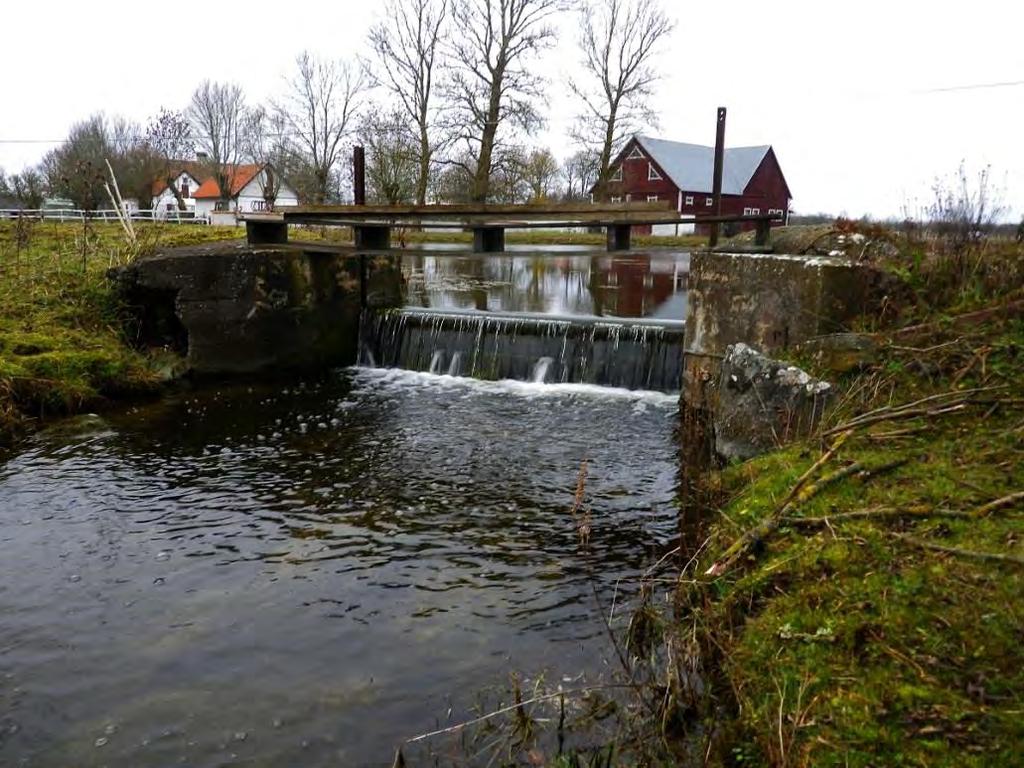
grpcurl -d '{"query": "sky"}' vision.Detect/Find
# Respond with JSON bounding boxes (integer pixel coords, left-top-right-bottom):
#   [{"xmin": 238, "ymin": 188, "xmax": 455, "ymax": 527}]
[{"xmin": 1, "ymin": 0, "xmax": 1022, "ymax": 220}]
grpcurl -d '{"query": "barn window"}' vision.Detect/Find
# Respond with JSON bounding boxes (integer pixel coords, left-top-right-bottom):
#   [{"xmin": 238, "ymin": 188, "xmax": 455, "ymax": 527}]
[
  {"xmin": 705, "ymin": 197, "xmax": 713, "ymax": 207},
  {"xmin": 610, "ymin": 195, "xmax": 622, "ymax": 203},
  {"xmin": 626, "ymin": 146, "xmax": 645, "ymax": 160},
  {"xmin": 751, "ymin": 208, "xmax": 760, "ymax": 215},
  {"xmin": 647, "ymin": 195, "xmax": 659, "ymax": 202},
  {"xmin": 743, "ymin": 207, "xmax": 753, "ymax": 215},
  {"xmin": 647, "ymin": 163, "xmax": 662, "ymax": 181},
  {"xmin": 611, "ymin": 166, "xmax": 622, "ymax": 181},
  {"xmin": 685, "ymin": 195, "xmax": 694, "ymax": 206}
]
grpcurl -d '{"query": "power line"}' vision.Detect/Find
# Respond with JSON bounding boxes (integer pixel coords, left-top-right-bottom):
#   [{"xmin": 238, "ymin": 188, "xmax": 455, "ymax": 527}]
[{"xmin": 915, "ymin": 79, "xmax": 1024, "ymax": 94}]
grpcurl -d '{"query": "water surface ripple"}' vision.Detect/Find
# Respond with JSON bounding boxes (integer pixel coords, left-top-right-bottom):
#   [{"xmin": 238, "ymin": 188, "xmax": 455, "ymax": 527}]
[{"xmin": 0, "ymin": 368, "xmax": 679, "ymax": 766}]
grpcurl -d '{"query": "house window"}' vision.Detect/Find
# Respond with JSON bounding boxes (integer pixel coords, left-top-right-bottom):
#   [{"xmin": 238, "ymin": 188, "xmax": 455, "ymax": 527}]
[
  {"xmin": 165, "ymin": 203, "xmax": 174, "ymax": 211},
  {"xmin": 181, "ymin": 181, "xmax": 190, "ymax": 198},
  {"xmin": 626, "ymin": 146, "xmax": 645, "ymax": 160},
  {"xmin": 610, "ymin": 166, "xmax": 622, "ymax": 181},
  {"xmin": 610, "ymin": 195, "xmax": 622, "ymax": 203},
  {"xmin": 647, "ymin": 163, "xmax": 662, "ymax": 181},
  {"xmin": 647, "ymin": 195, "xmax": 659, "ymax": 202},
  {"xmin": 685, "ymin": 195, "xmax": 694, "ymax": 206},
  {"xmin": 705, "ymin": 197, "xmax": 713, "ymax": 207}
]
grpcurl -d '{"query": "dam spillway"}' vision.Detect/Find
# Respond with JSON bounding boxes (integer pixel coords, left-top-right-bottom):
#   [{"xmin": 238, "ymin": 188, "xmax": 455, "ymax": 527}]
[{"xmin": 359, "ymin": 307, "xmax": 685, "ymax": 392}]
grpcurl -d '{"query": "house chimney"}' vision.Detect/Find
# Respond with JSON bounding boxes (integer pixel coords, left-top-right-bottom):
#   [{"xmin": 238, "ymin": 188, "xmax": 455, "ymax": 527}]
[{"xmin": 196, "ymin": 151, "xmax": 208, "ymax": 161}]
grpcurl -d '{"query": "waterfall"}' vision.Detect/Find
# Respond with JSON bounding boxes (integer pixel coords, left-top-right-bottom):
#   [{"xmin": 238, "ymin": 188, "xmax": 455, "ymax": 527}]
[
  {"xmin": 359, "ymin": 308, "xmax": 685, "ymax": 392},
  {"xmin": 531, "ymin": 356, "xmax": 553, "ymax": 383},
  {"xmin": 429, "ymin": 350, "xmax": 445, "ymax": 375}
]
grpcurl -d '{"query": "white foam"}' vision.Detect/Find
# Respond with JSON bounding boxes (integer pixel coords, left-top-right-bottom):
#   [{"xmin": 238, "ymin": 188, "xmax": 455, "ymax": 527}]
[{"xmin": 346, "ymin": 366, "xmax": 679, "ymax": 407}]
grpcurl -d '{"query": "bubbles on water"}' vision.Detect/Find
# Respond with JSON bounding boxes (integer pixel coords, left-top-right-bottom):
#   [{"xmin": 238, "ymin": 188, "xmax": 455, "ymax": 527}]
[
  {"xmin": 156, "ymin": 551, "xmax": 170, "ymax": 562},
  {"xmin": 94, "ymin": 736, "xmax": 108, "ymax": 747}
]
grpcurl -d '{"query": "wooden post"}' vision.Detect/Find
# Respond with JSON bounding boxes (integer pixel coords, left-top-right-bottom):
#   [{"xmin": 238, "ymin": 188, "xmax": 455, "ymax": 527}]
[
  {"xmin": 473, "ymin": 226, "xmax": 505, "ymax": 252},
  {"xmin": 709, "ymin": 107, "xmax": 726, "ymax": 248},
  {"xmin": 354, "ymin": 224, "xmax": 391, "ymax": 250},
  {"xmin": 245, "ymin": 219, "xmax": 288, "ymax": 245},
  {"xmin": 755, "ymin": 217, "xmax": 771, "ymax": 246},
  {"xmin": 353, "ymin": 145, "xmax": 366, "ymax": 205},
  {"xmin": 606, "ymin": 224, "xmax": 631, "ymax": 251}
]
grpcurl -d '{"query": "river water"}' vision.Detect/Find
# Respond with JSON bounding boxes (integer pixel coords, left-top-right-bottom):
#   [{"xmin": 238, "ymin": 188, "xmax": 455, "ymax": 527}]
[{"xmin": 0, "ymin": 250, "xmax": 686, "ymax": 766}]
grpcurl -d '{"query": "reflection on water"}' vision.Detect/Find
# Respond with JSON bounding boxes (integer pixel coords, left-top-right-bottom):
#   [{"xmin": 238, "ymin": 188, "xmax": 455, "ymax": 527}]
[
  {"xmin": 0, "ymin": 369, "xmax": 679, "ymax": 766},
  {"xmin": 403, "ymin": 250, "xmax": 689, "ymax": 320}
]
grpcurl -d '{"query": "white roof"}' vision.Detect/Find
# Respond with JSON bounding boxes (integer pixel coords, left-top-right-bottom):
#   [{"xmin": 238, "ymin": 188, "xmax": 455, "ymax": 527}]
[{"xmin": 634, "ymin": 135, "xmax": 772, "ymax": 195}]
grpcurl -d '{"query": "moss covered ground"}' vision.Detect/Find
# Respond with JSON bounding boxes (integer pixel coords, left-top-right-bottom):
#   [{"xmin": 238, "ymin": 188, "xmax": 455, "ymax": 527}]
[
  {"xmin": 689, "ymin": 237, "xmax": 1024, "ymax": 766},
  {"xmin": 0, "ymin": 220, "xmax": 241, "ymax": 444}
]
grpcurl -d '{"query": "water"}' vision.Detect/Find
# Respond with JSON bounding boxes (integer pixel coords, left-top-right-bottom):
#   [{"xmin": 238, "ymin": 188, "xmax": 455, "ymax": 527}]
[
  {"xmin": 0, "ymin": 369, "xmax": 680, "ymax": 766},
  {"xmin": 365, "ymin": 250, "xmax": 690, "ymax": 391},
  {"xmin": 402, "ymin": 250, "xmax": 689, "ymax": 320}
]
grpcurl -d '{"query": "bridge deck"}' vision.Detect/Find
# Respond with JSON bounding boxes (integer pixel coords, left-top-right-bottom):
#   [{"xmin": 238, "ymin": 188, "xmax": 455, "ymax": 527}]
[{"xmin": 240, "ymin": 203, "xmax": 780, "ymax": 252}]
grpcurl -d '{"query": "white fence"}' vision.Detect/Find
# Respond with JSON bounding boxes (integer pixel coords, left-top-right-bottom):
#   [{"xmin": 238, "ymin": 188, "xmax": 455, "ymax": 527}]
[{"xmin": 0, "ymin": 209, "xmax": 210, "ymax": 224}]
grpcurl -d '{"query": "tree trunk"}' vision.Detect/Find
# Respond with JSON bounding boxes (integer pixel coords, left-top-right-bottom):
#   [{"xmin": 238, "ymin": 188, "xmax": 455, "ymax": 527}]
[
  {"xmin": 165, "ymin": 174, "xmax": 187, "ymax": 211},
  {"xmin": 471, "ymin": 61, "xmax": 506, "ymax": 204},
  {"xmin": 416, "ymin": 124, "xmax": 430, "ymax": 206},
  {"xmin": 593, "ymin": 107, "xmax": 617, "ymax": 200}
]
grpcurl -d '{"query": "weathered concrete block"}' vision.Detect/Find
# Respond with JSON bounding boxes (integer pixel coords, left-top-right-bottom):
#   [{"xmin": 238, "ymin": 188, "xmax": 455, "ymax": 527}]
[
  {"xmin": 114, "ymin": 242, "xmax": 401, "ymax": 376},
  {"xmin": 715, "ymin": 343, "xmax": 831, "ymax": 461},
  {"xmin": 683, "ymin": 251, "xmax": 884, "ymax": 407}
]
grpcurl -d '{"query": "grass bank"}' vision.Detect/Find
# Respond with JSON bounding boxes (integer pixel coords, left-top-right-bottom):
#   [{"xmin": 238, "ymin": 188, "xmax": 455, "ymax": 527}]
[
  {"xmin": 682, "ymin": 236, "xmax": 1024, "ymax": 766},
  {"xmin": 0, "ymin": 221, "xmax": 240, "ymax": 445}
]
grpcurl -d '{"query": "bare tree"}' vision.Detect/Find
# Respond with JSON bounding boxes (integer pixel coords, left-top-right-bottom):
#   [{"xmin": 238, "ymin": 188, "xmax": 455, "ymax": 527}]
[
  {"xmin": 145, "ymin": 108, "xmax": 193, "ymax": 211},
  {"xmin": 276, "ymin": 52, "xmax": 366, "ymax": 204},
  {"xmin": 445, "ymin": 0, "xmax": 565, "ymax": 202},
  {"xmin": 0, "ymin": 167, "xmax": 46, "ymax": 209},
  {"xmin": 40, "ymin": 114, "xmax": 112, "ymax": 210},
  {"xmin": 368, "ymin": 0, "xmax": 449, "ymax": 205},
  {"xmin": 187, "ymin": 80, "xmax": 247, "ymax": 209},
  {"xmin": 561, "ymin": 148, "xmax": 600, "ymax": 200},
  {"xmin": 570, "ymin": 0, "xmax": 673, "ymax": 197},
  {"xmin": 521, "ymin": 147, "xmax": 560, "ymax": 201},
  {"xmin": 243, "ymin": 106, "xmax": 296, "ymax": 208},
  {"xmin": 360, "ymin": 111, "xmax": 420, "ymax": 204}
]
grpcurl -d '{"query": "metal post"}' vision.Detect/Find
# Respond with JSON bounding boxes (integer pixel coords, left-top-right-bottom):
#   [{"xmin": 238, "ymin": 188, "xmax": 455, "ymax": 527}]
[
  {"xmin": 709, "ymin": 107, "xmax": 726, "ymax": 247},
  {"xmin": 353, "ymin": 145, "xmax": 366, "ymax": 205}
]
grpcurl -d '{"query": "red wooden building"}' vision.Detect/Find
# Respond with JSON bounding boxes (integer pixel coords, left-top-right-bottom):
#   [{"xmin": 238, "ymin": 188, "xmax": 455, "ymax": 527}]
[{"xmin": 595, "ymin": 135, "xmax": 792, "ymax": 234}]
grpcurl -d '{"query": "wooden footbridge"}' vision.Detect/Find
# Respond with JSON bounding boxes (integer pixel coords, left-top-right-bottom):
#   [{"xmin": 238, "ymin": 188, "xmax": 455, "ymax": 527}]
[{"xmin": 241, "ymin": 202, "xmax": 781, "ymax": 252}]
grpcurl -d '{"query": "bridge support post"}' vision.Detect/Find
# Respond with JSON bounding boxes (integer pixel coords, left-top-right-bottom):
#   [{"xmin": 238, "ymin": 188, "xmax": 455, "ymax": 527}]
[
  {"xmin": 246, "ymin": 220, "xmax": 288, "ymax": 245},
  {"xmin": 606, "ymin": 224, "xmax": 631, "ymax": 251},
  {"xmin": 473, "ymin": 226, "xmax": 505, "ymax": 253},
  {"xmin": 354, "ymin": 225, "xmax": 391, "ymax": 250}
]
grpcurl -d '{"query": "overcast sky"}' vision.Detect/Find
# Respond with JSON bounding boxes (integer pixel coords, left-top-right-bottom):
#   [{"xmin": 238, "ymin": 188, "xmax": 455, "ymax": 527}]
[{"xmin": 2, "ymin": 0, "xmax": 1021, "ymax": 219}]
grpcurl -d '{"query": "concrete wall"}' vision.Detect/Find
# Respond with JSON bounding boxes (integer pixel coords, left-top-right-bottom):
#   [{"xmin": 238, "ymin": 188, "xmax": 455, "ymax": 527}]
[
  {"xmin": 681, "ymin": 250, "xmax": 890, "ymax": 463},
  {"xmin": 116, "ymin": 242, "xmax": 402, "ymax": 376}
]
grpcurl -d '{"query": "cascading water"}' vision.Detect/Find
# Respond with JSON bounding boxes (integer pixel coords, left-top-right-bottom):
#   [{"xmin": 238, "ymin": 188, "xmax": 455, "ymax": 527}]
[{"xmin": 359, "ymin": 308, "xmax": 685, "ymax": 392}]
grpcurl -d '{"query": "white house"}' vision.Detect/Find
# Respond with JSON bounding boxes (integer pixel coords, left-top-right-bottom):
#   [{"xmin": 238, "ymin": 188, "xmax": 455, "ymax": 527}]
[
  {"xmin": 151, "ymin": 163, "xmax": 205, "ymax": 218},
  {"xmin": 192, "ymin": 164, "xmax": 299, "ymax": 222}
]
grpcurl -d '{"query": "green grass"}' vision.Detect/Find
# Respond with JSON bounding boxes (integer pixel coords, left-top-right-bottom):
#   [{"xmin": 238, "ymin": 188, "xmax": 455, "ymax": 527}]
[
  {"xmin": 0, "ymin": 220, "xmax": 240, "ymax": 444},
  {"xmin": 687, "ymin": 253, "xmax": 1024, "ymax": 766}
]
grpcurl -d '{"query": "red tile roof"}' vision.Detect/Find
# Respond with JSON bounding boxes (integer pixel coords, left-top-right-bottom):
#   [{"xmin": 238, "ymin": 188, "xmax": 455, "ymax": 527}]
[
  {"xmin": 192, "ymin": 164, "xmax": 263, "ymax": 199},
  {"xmin": 151, "ymin": 161, "xmax": 210, "ymax": 196}
]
